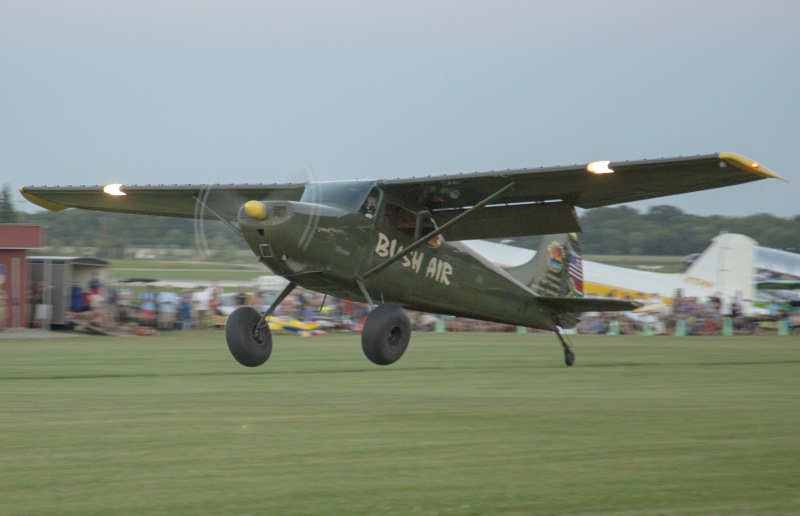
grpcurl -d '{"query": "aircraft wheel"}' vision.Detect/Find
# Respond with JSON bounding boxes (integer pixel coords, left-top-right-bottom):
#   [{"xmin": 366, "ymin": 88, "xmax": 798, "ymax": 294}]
[
  {"xmin": 564, "ymin": 348, "xmax": 575, "ymax": 367},
  {"xmin": 226, "ymin": 307, "xmax": 272, "ymax": 367},
  {"xmin": 361, "ymin": 304, "xmax": 411, "ymax": 366}
]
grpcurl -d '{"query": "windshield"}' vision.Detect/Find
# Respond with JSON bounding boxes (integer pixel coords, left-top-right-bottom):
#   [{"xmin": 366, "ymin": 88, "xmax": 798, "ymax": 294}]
[{"xmin": 300, "ymin": 181, "xmax": 380, "ymax": 214}]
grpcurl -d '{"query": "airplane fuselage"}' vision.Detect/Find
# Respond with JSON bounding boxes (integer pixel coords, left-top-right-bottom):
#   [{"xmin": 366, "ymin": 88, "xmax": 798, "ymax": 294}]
[{"xmin": 238, "ymin": 199, "xmax": 558, "ymax": 331}]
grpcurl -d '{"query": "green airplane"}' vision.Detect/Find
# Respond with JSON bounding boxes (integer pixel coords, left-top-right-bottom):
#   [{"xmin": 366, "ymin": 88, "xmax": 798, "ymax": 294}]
[{"xmin": 21, "ymin": 152, "xmax": 782, "ymax": 367}]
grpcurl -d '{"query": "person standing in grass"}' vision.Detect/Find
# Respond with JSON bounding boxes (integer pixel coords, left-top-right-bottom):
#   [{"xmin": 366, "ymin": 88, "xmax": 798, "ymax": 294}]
[
  {"xmin": 178, "ymin": 289, "xmax": 194, "ymax": 329},
  {"xmin": 156, "ymin": 285, "xmax": 179, "ymax": 330},
  {"xmin": 192, "ymin": 286, "xmax": 210, "ymax": 329},
  {"xmin": 138, "ymin": 285, "xmax": 157, "ymax": 327},
  {"xmin": 33, "ymin": 281, "xmax": 53, "ymax": 329}
]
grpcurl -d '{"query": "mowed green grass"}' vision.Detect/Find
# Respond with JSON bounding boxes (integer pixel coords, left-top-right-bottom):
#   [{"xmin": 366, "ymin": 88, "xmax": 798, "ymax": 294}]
[{"xmin": 1, "ymin": 332, "xmax": 799, "ymax": 515}]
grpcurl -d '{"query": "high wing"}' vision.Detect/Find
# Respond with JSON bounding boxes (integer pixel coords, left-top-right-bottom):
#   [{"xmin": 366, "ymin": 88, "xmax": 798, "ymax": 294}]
[
  {"xmin": 377, "ymin": 152, "xmax": 783, "ymax": 240},
  {"xmin": 20, "ymin": 183, "xmax": 306, "ymax": 221},
  {"xmin": 20, "ymin": 152, "xmax": 782, "ymax": 238}
]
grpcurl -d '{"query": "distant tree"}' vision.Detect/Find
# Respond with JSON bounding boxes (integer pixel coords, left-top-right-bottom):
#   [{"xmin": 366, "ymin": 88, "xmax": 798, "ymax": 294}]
[
  {"xmin": 645, "ymin": 205, "xmax": 684, "ymax": 224},
  {"xmin": 0, "ymin": 184, "xmax": 18, "ymax": 223},
  {"xmin": 18, "ymin": 199, "xmax": 800, "ymax": 258}
]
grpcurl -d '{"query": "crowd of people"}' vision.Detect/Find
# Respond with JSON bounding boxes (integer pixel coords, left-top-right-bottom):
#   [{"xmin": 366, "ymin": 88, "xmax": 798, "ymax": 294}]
[
  {"xmin": 32, "ymin": 276, "xmax": 800, "ymax": 336},
  {"xmin": 73, "ymin": 282, "xmax": 227, "ymax": 331},
  {"xmin": 576, "ymin": 290, "xmax": 800, "ymax": 336}
]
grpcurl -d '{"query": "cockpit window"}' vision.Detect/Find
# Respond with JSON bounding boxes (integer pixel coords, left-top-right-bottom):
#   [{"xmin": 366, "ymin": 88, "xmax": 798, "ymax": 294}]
[
  {"xmin": 359, "ymin": 188, "xmax": 380, "ymax": 219},
  {"xmin": 300, "ymin": 181, "xmax": 380, "ymax": 214},
  {"xmin": 382, "ymin": 204, "xmax": 443, "ymax": 247}
]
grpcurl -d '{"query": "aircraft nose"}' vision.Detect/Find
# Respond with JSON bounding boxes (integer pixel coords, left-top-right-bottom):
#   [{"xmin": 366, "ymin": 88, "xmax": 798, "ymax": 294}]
[
  {"xmin": 238, "ymin": 201, "xmax": 293, "ymax": 227},
  {"xmin": 244, "ymin": 200, "xmax": 268, "ymax": 220}
]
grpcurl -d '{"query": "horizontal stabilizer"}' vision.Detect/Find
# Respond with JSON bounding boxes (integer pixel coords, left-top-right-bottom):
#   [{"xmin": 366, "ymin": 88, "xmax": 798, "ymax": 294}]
[{"xmin": 537, "ymin": 297, "xmax": 641, "ymax": 313}]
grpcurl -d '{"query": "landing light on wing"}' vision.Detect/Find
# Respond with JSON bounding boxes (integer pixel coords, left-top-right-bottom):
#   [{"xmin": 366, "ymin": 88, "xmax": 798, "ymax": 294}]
[
  {"xmin": 586, "ymin": 161, "xmax": 614, "ymax": 174},
  {"xmin": 749, "ymin": 161, "xmax": 760, "ymax": 169},
  {"xmin": 103, "ymin": 184, "xmax": 126, "ymax": 196}
]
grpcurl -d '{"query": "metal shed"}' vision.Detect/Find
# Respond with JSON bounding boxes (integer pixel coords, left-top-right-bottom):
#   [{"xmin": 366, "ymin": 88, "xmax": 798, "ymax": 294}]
[{"xmin": 28, "ymin": 256, "xmax": 111, "ymax": 328}]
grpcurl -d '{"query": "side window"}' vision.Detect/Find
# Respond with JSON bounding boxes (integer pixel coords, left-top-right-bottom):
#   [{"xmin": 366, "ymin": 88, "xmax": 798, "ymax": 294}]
[
  {"xmin": 382, "ymin": 205, "xmax": 443, "ymax": 247},
  {"xmin": 382, "ymin": 203, "xmax": 417, "ymax": 238}
]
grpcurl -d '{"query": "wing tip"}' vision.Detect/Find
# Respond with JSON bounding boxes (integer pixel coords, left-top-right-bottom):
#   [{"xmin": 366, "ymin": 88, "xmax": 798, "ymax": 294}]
[
  {"xmin": 19, "ymin": 186, "xmax": 69, "ymax": 212},
  {"xmin": 718, "ymin": 152, "xmax": 786, "ymax": 182}
]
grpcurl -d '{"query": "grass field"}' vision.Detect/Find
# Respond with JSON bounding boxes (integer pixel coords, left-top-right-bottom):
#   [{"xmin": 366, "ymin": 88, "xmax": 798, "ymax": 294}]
[{"xmin": 1, "ymin": 332, "xmax": 799, "ymax": 514}]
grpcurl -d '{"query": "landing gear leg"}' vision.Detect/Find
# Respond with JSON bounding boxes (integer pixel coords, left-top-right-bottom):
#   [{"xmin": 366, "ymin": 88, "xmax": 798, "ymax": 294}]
[
  {"xmin": 225, "ymin": 281, "xmax": 296, "ymax": 367},
  {"xmin": 555, "ymin": 327, "xmax": 575, "ymax": 367}
]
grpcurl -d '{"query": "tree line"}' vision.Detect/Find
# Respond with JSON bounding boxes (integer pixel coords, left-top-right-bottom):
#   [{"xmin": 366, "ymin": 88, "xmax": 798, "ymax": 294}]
[
  {"xmin": 4, "ymin": 185, "xmax": 799, "ymax": 257},
  {"xmin": 578, "ymin": 205, "xmax": 800, "ymax": 255}
]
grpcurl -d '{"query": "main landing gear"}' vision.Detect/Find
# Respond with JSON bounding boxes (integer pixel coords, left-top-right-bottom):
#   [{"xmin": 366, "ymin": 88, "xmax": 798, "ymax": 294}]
[
  {"xmin": 224, "ymin": 276, "xmax": 412, "ymax": 367},
  {"xmin": 225, "ymin": 302, "xmax": 411, "ymax": 368},
  {"xmin": 555, "ymin": 328, "xmax": 575, "ymax": 367},
  {"xmin": 361, "ymin": 304, "xmax": 411, "ymax": 365}
]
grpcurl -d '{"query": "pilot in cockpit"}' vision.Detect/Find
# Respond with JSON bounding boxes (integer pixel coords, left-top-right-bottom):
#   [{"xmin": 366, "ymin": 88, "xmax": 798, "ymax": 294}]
[{"xmin": 359, "ymin": 190, "xmax": 379, "ymax": 218}]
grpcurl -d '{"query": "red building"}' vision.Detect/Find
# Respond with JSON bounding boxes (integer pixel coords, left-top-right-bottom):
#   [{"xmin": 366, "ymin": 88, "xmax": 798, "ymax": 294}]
[{"xmin": 0, "ymin": 225, "xmax": 45, "ymax": 328}]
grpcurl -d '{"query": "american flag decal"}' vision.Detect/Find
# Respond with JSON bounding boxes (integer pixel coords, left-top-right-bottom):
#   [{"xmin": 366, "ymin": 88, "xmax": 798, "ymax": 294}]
[{"xmin": 567, "ymin": 243, "xmax": 583, "ymax": 298}]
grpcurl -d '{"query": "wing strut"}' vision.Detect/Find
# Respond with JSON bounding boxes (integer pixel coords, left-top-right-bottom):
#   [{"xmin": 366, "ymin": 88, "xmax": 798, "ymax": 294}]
[
  {"xmin": 356, "ymin": 279, "xmax": 376, "ymax": 309},
  {"xmin": 362, "ymin": 182, "xmax": 516, "ymax": 279}
]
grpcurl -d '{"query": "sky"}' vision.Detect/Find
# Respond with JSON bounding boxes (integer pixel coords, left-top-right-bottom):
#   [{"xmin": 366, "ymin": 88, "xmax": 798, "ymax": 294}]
[{"xmin": 2, "ymin": 0, "xmax": 799, "ymax": 217}]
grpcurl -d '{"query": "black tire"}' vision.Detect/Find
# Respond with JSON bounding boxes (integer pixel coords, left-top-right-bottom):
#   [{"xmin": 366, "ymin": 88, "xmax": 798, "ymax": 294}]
[
  {"xmin": 564, "ymin": 349, "xmax": 575, "ymax": 367},
  {"xmin": 361, "ymin": 304, "xmax": 411, "ymax": 366},
  {"xmin": 225, "ymin": 307, "xmax": 272, "ymax": 367}
]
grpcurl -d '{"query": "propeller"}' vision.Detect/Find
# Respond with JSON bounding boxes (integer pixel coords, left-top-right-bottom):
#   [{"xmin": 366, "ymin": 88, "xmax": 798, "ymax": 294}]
[{"xmin": 190, "ymin": 165, "xmax": 315, "ymax": 261}]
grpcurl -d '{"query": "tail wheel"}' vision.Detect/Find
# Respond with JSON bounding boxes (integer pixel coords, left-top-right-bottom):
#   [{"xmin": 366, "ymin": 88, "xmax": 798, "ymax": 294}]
[
  {"xmin": 564, "ymin": 348, "xmax": 575, "ymax": 367},
  {"xmin": 555, "ymin": 329, "xmax": 575, "ymax": 367},
  {"xmin": 226, "ymin": 307, "xmax": 272, "ymax": 367},
  {"xmin": 361, "ymin": 304, "xmax": 411, "ymax": 366}
]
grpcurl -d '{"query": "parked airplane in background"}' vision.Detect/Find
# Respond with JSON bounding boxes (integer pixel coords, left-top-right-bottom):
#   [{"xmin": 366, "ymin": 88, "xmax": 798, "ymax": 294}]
[
  {"xmin": 753, "ymin": 246, "xmax": 800, "ymax": 298},
  {"xmin": 20, "ymin": 152, "xmax": 781, "ymax": 366},
  {"xmin": 465, "ymin": 233, "xmax": 757, "ymax": 313}
]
